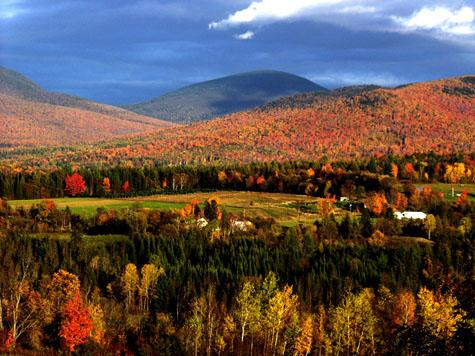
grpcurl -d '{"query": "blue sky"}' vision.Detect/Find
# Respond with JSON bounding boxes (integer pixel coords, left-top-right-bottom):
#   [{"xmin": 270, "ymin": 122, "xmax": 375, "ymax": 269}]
[{"xmin": 1, "ymin": 0, "xmax": 474, "ymax": 104}]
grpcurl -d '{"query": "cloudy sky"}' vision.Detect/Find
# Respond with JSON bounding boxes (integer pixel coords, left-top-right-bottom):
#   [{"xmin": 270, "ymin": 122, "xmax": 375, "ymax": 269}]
[{"xmin": 1, "ymin": 0, "xmax": 474, "ymax": 104}]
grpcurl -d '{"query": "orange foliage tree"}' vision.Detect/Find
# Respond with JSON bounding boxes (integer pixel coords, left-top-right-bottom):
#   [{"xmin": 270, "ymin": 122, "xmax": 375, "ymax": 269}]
[
  {"xmin": 391, "ymin": 163, "xmax": 399, "ymax": 178},
  {"xmin": 102, "ymin": 177, "xmax": 111, "ymax": 193},
  {"xmin": 392, "ymin": 290, "xmax": 416, "ymax": 327},
  {"xmin": 365, "ymin": 193, "xmax": 389, "ymax": 216}
]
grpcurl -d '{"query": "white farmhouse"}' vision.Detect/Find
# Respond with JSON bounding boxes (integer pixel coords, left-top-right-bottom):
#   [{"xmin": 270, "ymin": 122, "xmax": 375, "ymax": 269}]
[
  {"xmin": 196, "ymin": 217, "xmax": 209, "ymax": 228},
  {"xmin": 394, "ymin": 211, "xmax": 427, "ymax": 220}
]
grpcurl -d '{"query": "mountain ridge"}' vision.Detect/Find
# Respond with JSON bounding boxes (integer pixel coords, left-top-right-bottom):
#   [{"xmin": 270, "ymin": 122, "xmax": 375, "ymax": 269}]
[
  {"xmin": 124, "ymin": 70, "xmax": 328, "ymax": 123},
  {"xmin": 2, "ymin": 75, "xmax": 474, "ymax": 168}
]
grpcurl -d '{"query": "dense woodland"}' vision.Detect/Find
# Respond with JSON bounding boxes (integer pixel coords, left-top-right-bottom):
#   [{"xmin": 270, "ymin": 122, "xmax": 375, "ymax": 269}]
[
  {"xmin": 1, "ymin": 152, "xmax": 474, "ymax": 200},
  {"xmin": 0, "ymin": 153, "xmax": 474, "ymax": 354}
]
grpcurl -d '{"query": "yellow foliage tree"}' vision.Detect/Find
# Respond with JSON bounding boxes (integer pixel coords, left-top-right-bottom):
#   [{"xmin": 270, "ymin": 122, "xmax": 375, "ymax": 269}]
[
  {"xmin": 294, "ymin": 314, "xmax": 314, "ymax": 356},
  {"xmin": 417, "ymin": 287, "xmax": 464, "ymax": 339},
  {"xmin": 121, "ymin": 263, "xmax": 139, "ymax": 310}
]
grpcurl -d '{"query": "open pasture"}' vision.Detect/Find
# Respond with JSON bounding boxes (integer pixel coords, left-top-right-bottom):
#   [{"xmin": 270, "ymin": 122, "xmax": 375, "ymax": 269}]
[
  {"xmin": 415, "ymin": 183, "xmax": 475, "ymax": 201},
  {"xmin": 8, "ymin": 191, "xmax": 337, "ymax": 226}
]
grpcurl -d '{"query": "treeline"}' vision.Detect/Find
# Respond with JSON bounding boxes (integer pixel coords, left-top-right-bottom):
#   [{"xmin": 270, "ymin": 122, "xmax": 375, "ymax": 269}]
[
  {"xmin": 1, "ymin": 152, "xmax": 474, "ymax": 200},
  {"xmin": 0, "ymin": 193, "xmax": 474, "ymax": 354}
]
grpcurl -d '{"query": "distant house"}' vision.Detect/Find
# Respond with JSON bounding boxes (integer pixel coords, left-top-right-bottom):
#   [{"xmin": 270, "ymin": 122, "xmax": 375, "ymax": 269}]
[
  {"xmin": 232, "ymin": 220, "xmax": 252, "ymax": 232},
  {"xmin": 339, "ymin": 197, "xmax": 349, "ymax": 202},
  {"xmin": 394, "ymin": 211, "xmax": 427, "ymax": 220},
  {"xmin": 196, "ymin": 217, "xmax": 208, "ymax": 228}
]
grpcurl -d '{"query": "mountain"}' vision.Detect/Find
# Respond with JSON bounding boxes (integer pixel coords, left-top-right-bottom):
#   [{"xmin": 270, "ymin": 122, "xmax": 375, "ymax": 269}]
[
  {"xmin": 0, "ymin": 67, "xmax": 173, "ymax": 147},
  {"xmin": 3, "ymin": 75, "xmax": 474, "ymax": 168},
  {"xmin": 124, "ymin": 70, "xmax": 327, "ymax": 123}
]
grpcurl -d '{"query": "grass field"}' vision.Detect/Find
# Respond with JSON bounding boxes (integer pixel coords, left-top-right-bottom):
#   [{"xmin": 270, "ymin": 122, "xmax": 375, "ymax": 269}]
[
  {"xmin": 416, "ymin": 183, "xmax": 475, "ymax": 201},
  {"xmin": 8, "ymin": 191, "xmax": 332, "ymax": 226},
  {"xmin": 9, "ymin": 184, "xmax": 472, "ymax": 226}
]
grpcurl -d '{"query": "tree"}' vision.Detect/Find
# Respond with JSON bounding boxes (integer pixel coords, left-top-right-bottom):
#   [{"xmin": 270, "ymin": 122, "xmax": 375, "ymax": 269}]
[
  {"xmin": 417, "ymin": 287, "xmax": 464, "ymax": 339},
  {"xmin": 204, "ymin": 197, "xmax": 221, "ymax": 221},
  {"xmin": 404, "ymin": 163, "xmax": 415, "ymax": 179},
  {"xmin": 294, "ymin": 314, "xmax": 313, "ymax": 356},
  {"xmin": 217, "ymin": 171, "xmax": 227, "ymax": 186},
  {"xmin": 330, "ymin": 289, "xmax": 379, "ymax": 355},
  {"xmin": 365, "ymin": 193, "xmax": 388, "ymax": 216},
  {"xmin": 444, "ymin": 163, "xmax": 466, "ymax": 184},
  {"xmin": 391, "ymin": 163, "xmax": 398, "ymax": 178},
  {"xmin": 64, "ymin": 173, "xmax": 86, "ymax": 196},
  {"xmin": 102, "ymin": 177, "xmax": 111, "ymax": 193},
  {"xmin": 47, "ymin": 269, "xmax": 81, "ymax": 313},
  {"xmin": 121, "ymin": 180, "xmax": 130, "ymax": 193},
  {"xmin": 314, "ymin": 305, "xmax": 332, "ymax": 356},
  {"xmin": 139, "ymin": 264, "xmax": 164, "ymax": 312},
  {"xmin": 424, "ymin": 214, "xmax": 436, "ymax": 240},
  {"xmin": 89, "ymin": 303, "xmax": 105, "ymax": 345},
  {"xmin": 4, "ymin": 264, "xmax": 42, "ymax": 349},
  {"xmin": 455, "ymin": 190, "xmax": 469, "ymax": 210},
  {"xmin": 458, "ymin": 216, "xmax": 472, "ymax": 236},
  {"xmin": 59, "ymin": 292, "xmax": 93, "ymax": 352},
  {"xmin": 233, "ymin": 281, "xmax": 260, "ymax": 345},
  {"xmin": 263, "ymin": 285, "xmax": 299, "ymax": 354},
  {"xmin": 392, "ymin": 290, "xmax": 416, "ymax": 327},
  {"xmin": 368, "ymin": 230, "xmax": 386, "ymax": 246},
  {"xmin": 121, "ymin": 263, "xmax": 139, "ymax": 310},
  {"xmin": 393, "ymin": 192, "xmax": 408, "ymax": 212}
]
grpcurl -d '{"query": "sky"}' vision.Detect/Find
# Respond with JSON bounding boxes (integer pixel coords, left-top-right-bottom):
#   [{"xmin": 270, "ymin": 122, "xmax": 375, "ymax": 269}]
[{"xmin": 1, "ymin": 0, "xmax": 474, "ymax": 105}]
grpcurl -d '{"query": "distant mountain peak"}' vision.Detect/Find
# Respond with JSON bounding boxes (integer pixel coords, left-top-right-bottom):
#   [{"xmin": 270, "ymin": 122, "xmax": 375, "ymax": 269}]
[{"xmin": 125, "ymin": 70, "xmax": 327, "ymax": 124}]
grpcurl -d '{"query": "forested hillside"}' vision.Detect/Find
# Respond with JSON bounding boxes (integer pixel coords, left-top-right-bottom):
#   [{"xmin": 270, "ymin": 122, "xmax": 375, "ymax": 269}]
[
  {"xmin": 2, "ymin": 76, "xmax": 473, "ymax": 168},
  {"xmin": 0, "ymin": 93, "xmax": 173, "ymax": 146},
  {"xmin": 0, "ymin": 67, "xmax": 173, "ymax": 147}
]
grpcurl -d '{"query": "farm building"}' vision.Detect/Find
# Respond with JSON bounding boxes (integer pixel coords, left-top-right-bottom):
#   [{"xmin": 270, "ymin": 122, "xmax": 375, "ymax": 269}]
[{"xmin": 394, "ymin": 211, "xmax": 427, "ymax": 220}]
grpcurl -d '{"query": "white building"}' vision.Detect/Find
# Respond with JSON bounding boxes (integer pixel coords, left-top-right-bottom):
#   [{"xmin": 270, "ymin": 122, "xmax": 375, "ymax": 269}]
[
  {"xmin": 394, "ymin": 211, "xmax": 427, "ymax": 220},
  {"xmin": 196, "ymin": 217, "xmax": 208, "ymax": 228}
]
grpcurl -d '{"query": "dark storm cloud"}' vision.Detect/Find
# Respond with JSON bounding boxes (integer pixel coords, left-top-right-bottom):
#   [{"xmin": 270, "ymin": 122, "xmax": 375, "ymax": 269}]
[{"xmin": 1, "ymin": 0, "xmax": 474, "ymax": 104}]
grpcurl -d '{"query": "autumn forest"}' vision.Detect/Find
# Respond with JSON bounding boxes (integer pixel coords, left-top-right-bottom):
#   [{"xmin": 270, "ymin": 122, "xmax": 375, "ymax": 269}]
[{"xmin": 0, "ymin": 59, "xmax": 474, "ymax": 354}]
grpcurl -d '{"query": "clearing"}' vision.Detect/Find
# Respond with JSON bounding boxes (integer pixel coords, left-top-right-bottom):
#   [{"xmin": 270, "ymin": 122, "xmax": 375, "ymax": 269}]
[{"xmin": 8, "ymin": 191, "xmax": 342, "ymax": 226}]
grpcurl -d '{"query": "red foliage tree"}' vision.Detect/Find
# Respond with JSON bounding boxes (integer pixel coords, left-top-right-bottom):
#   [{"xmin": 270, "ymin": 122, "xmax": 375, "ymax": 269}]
[
  {"xmin": 59, "ymin": 292, "xmax": 93, "ymax": 352},
  {"xmin": 456, "ymin": 190, "xmax": 469, "ymax": 209},
  {"xmin": 64, "ymin": 173, "xmax": 86, "ymax": 196},
  {"xmin": 121, "ymin": 180, "xmax": 130, "ymax": 193}
]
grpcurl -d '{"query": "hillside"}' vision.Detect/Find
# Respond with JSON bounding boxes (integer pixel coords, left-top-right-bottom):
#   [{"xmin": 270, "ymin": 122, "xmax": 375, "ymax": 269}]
[
  {"xmin": 1, "ymin": 75, "xmax": 474, "ymax": 168},
  {"xmin": 0, "ymin": 67, "xmax": 173, "ymax": 146},
  {"xmin": 124, "ymin": 70, "xmax": 327, "ymax": 123}
]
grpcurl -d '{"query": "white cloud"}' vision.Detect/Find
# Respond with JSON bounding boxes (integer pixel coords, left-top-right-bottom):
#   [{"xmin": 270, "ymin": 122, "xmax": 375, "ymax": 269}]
[
  {"xmin": 209, "ymin": 0, "xmax": 349, "ymax": 29},
  {"xmin": 235, "ymin": 30, "xmax": 255, "ymax": 40},
  {"xmin": 209, "ymin": 0, "xmax": 475, "ymax": 40},
  {"xmin": 0, "ymin": 0, "xmax": 28, "ymax": 19},
  {"xmin": 395, "ymin": 6, "xmax": 475, "ymax": 35}
]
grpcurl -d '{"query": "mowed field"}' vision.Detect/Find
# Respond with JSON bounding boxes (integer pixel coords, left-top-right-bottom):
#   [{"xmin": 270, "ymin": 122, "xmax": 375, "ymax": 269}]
[
  {"xmin": 415, "ymin": 183, "xmax": 475, "ymax": 201},
  {"xmin": 9, "ymin": 191, "xmax": 328, "ymax": 227}
]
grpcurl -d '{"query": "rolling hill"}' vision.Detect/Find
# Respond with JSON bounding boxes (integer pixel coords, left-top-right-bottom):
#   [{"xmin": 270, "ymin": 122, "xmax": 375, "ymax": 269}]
[
  {"xmin": 124, "ymin": 70, "xmax": 327, "ymax": 123},
  {"xmin": 0, "ymin": 66, "xmax": 173, "ymax": 146},
  {"xmin": 2, "ymin": 75, "xmax": 473, "ymax": 169}
]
